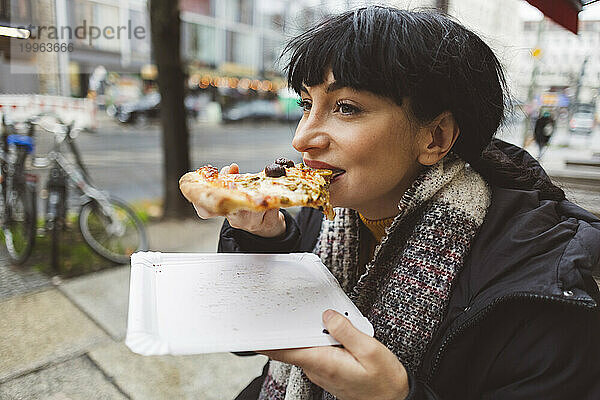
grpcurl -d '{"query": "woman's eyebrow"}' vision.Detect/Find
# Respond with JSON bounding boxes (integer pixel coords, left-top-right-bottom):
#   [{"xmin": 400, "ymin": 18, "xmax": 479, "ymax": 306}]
[{"xmin": 301, "ymin": 82, "xmax": 353, "ymax": 94}]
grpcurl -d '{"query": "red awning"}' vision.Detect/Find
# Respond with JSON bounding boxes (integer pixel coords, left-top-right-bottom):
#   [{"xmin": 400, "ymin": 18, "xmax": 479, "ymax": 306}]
[{"xmin": 525, "ymin": 0, "xmax": 598, "ymax": 34}]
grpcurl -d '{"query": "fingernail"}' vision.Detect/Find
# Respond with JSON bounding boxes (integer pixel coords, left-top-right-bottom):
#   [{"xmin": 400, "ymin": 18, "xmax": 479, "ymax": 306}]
[{"xmin": 323, "ymin": 309, "xmax": 336, "ymax": 322}]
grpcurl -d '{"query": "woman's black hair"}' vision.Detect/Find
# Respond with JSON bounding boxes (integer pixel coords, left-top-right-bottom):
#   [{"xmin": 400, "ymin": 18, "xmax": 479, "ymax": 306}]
[{"xmin": 282, "ymin": 6, "xmax": 565, "ymax": 201}]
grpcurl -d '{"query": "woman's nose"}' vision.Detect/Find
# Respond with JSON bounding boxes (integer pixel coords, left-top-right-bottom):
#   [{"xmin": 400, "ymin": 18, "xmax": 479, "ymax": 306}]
[{"xmin": 292, "ymin": 116, "xmax": 329, "ymax": 153}]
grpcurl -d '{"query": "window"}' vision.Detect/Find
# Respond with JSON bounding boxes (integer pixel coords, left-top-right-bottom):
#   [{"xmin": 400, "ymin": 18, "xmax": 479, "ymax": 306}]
[
  {"xmin": 225, "ymin": 0, "xmax": 254, "ymax": 25},
  {"xmin": 3, "ymin": 0, "xmax": 32, "ymax": 23},
  {"xmin": 73, "ymin": 0, "xmax": 93, "ymax": 45},
  {"xmin": 239, "ymin": 0, "xmax": 253, "ymax": 25},
  {"xmin": 130, "ymin": 9, "xmax": 150, "ymax": 58},
  {"xmin": 226, "ymin": 29, "xmax": 255, "ymax": 66},
  {"xmin": 262, "ymin": 37, "xmax": 281, "ymax": 72},
  {"xmin": 72, "ymin": 0, "xmax": 119, "ymax": 52},
  {"xmin": 92, "ymin": 3, "xmax": 120, "ymax": 51},
  {"xmin": 0, "ymin": 0, "xmax": 10, "ymax": 21},
  {"xmin": 183, "ymin": 23, "xmax": 217, "ymax": 65},
  {"xmin": 179, "ymin": 0, "xmax": 213, "ymax": 16},
  {"xmin": 258, "ymin": 0, "xmax": 285, "ymax": 32}
]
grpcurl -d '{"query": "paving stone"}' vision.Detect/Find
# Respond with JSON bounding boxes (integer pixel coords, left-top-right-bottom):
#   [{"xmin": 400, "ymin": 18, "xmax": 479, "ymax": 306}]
[
  {"xmin": 0, "ymin": 356, "xmax": 127, "ymax": 400},
  {"xmin": 146, "ymin": 217, "xmax": 223, "ymax": 253},
  {"xmin": 0, "ymin": 258, "xmax": 51, "ymax": 301},
  {"xmin": 89, "ymin": 341, "xmax": 267, "ymax": 400},
  {"xmin": 60, "ymin": 266, "xmax": 130, "ymax": 341},
  {"xmin": 0, "ymin": 289, "xmax": 109, "ymax": 383}
]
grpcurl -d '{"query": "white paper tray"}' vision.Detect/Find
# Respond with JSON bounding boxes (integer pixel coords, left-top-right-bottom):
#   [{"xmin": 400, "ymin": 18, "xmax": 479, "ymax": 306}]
[{"xmin": 125, "ymin": 252, "xmax": 374, "ymax": 355}]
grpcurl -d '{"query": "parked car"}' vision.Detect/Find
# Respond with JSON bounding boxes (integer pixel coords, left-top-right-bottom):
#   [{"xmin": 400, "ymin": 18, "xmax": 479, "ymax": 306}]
[
  {"xmin": 569, "ymin": 111, "xmax": 595, "ymax": 135},
  {"xmin": 115, "ymin": 93, "xmax": 160, "ymax": 123},
  {"xmin": 114, "ymin": 93, "xmax": 200, "ymax": 124},
  {"xmin": 221, "ymin": 100, "xmax": 279, "ymax": 123}
]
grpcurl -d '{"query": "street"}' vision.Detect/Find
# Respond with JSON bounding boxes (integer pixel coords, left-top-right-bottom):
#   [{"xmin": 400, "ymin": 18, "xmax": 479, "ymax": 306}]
[{"xmin": 69, "ymin": 119, "xmax": 301, "ymax": 203}]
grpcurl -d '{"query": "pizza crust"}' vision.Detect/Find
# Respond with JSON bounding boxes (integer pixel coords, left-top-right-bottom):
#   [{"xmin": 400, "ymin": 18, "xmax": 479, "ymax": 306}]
[
  {"xmin": 179, "ymin": 173, "xmax": 253, "ymax": 214},
  {"xmin": 179, "ymin": 166, "xmax": 335, "ymax": 219}
]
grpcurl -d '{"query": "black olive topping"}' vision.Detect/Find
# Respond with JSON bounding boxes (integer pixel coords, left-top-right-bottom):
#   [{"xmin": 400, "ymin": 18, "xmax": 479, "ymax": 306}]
[
  {"xmin": 265, "ymin": 163, "xmax": 286, "ymax": 177},
  {"xmin": 274, "ymin": 158, "xmax": 295, "ymax": 168}
]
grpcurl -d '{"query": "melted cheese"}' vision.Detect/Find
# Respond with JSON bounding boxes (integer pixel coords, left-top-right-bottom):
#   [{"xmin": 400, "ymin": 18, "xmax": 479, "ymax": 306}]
[{"xmin": 195, "ymin": 165, "xmax": 330, "ymax": 208}]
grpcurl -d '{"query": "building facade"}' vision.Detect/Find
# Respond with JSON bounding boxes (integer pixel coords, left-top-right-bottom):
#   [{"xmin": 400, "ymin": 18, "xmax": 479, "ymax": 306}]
[
  {"xmin": 180, "ymin": 0, "xmax": 329, "ymax": 78},
  {"xmin": 517, "ymin": 17, "xmax": 600, "ymax": 106},
  {"xmin": 0, "ymin": 0, "xmax": 151, "ymax": 96},
  {"xmin": 64, "ymin": 0, "xmax": 151, "ymax": 97},
  {"xmin": 0, "ymin": 0, "xmax": 47, "ymax": 94}
]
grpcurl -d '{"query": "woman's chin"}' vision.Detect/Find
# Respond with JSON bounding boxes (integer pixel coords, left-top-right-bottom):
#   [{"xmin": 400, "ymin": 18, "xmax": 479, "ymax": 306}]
[{"xmin": 329, "ymin": 193, "xmax": 350, "ymax": 209}]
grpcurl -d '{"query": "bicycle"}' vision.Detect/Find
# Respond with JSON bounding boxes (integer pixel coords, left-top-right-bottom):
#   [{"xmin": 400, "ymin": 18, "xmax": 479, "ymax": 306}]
[
  {"xmin": 34, "ymin": 115, "xmax": 149, "ymax": 266},
  {"xmin": 0, "ymin": 115, "xmax": 37, "ymax": 265}
]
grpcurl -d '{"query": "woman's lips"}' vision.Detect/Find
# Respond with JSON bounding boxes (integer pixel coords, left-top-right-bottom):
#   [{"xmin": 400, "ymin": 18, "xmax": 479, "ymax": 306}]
[
  {"xmin": 303, "ymin": 159, "xmax": 344, "ymax": 172},
  {"xmin": 330, "ymin": 171, "xmax": 345, "ymax": 183},
  {"xmin": 303, "ymin": 159, "xmax": 346, "ymax": 183}
]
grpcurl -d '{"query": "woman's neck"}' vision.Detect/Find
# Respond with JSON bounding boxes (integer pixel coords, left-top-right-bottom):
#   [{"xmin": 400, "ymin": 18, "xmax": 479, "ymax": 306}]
[{"xmin": 355, "ymin": 163, "xmax": 423, "ymax": 220}]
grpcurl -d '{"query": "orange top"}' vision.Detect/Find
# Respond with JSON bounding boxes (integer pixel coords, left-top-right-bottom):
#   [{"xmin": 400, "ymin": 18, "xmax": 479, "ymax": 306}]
[{"xmin": 358, "ymin": 213, "xmax": 396, "ymax": 243}]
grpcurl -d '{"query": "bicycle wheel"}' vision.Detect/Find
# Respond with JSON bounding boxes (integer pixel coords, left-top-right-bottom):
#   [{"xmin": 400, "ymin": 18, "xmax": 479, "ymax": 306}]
[
  {"xmin": 2, "ymin": 185, "xmax": 36, "ymax": 265},
  {"xmin": 79, "ymin": 197, "xmax": 148, "ymax": 264}
]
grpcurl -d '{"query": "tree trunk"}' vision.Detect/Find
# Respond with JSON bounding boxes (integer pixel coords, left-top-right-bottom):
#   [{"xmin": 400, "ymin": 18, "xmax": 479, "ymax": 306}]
[
  {"xmin": 436, "ymin": 0, "xmax": 449, "ymax": 13},
  {"xmin": 149, "ymin": 0, "xmax": 192, "ymax": 219}
]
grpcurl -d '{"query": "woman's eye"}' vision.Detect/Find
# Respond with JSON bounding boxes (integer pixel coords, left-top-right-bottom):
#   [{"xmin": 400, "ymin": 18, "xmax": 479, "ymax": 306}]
[
  {"xmin": 297, "ymin": 99, "xmax": 312, "ymax": 112},
  {"xmin": 335, "ymin": 101, "xmax": 360, "ymax": 115}
]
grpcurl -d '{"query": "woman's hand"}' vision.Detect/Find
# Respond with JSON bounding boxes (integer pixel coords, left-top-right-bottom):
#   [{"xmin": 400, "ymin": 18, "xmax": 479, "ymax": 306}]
[
  {"xmin": 192, "ymin": 163, "xmax": 286, "ymax": 238},
  {"xmin": 258, "ymin": 310, "xmax": 410, "ymax": 400}
]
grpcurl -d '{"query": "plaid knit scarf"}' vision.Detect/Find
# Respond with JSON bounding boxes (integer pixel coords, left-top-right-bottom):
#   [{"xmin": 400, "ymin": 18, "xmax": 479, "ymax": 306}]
[{"xmin": 259, "ymin": 154, "xmax": 491, "ymax": 400}]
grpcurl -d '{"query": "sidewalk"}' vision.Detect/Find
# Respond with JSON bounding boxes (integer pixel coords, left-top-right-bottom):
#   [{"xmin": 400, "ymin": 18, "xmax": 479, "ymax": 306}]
[
  {"xmin": 0, "ymin": 216, "xmax": 267, "ymax": 400},
  {"xmin": 502, "ymin": 125, "xmax": 600, "ymax": 216}
]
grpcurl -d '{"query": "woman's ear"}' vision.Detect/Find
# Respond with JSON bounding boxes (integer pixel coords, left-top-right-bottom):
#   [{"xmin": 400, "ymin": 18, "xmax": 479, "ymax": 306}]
[{"xmin": 416, "ymin": 112, "xmax": 460, "ymax": 166}]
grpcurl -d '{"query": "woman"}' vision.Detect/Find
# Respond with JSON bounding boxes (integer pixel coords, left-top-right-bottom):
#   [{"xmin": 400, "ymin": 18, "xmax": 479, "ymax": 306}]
[{"xmin": 194, "ymin": 6, "xmax": 600, "ymax": 400}]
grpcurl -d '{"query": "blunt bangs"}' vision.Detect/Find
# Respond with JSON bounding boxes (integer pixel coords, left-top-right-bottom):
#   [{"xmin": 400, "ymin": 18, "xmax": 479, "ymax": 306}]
[{"xmin": 283, "ymin": 6, "xmax": 429, "ymax": 106}]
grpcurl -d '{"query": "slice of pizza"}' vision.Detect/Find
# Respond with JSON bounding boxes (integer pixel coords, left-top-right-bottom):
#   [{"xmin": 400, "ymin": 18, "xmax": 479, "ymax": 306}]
[{"xmin": 179, "ymin": 158, "xmax": 335, "ymax": 220}]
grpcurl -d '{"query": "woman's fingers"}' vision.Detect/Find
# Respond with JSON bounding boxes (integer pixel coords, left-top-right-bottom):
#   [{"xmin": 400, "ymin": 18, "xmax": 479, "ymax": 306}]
[
  {"xmin": 220, "ymin": 163, "xmax": 240, "ymax": 175},
  {"xmin": 227, "ymin": 209, "xmax": 264, "ymax": 230},
  {"xmin": 195, "ymin": 163, "xmax": 240, "ymax": 220},
  {"xmin": 261, "ymin": 208, "xmax": 286, "ymax": 236},
  {"xmin": 228, "ymin": 163, "xmax": 240, "ymax": 174}
]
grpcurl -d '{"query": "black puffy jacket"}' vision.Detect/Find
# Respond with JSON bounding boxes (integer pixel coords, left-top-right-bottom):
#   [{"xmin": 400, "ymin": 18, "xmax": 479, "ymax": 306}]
[{"xmin": 220, "ymin": 146, "xmax": 600, "ymax": 400}]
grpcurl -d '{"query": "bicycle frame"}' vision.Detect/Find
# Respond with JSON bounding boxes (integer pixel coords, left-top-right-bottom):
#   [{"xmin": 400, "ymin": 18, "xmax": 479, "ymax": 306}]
[{"xmin": 42, "ymin": 123, "xmax": 127, "ymax": 237}]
